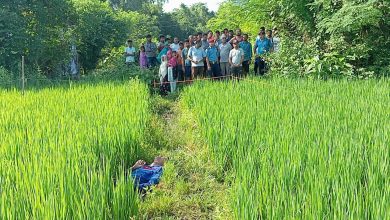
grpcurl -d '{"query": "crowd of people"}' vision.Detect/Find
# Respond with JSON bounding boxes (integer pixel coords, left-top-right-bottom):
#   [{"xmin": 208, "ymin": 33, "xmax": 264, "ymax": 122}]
[{"xmin": 124, "ymin": 27, "xmax": 280, "ymax": 94}]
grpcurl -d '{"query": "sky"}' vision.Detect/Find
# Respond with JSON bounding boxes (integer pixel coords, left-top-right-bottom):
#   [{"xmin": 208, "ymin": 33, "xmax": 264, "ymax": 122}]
[{"xmin": 163, "ymin": 0, "xmax": 224, "ymax": 12}]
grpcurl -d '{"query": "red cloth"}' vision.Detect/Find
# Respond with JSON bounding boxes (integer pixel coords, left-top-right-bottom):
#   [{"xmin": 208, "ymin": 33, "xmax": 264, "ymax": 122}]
[{"xmin": 168, "ymin": 57, "xmax": 178, "ymax": 67}]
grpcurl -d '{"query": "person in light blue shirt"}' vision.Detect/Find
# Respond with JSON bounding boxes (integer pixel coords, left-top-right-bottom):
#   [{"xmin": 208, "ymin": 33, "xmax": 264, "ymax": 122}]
[
  {"xmin": 131, "ymin": 156, "xmax": 166, "ymax": 191},
  {"xmin": 206, "ymin": 39, "xmax": 220, "ymax": 79},
  {"xmin": 253, "ymin": 31, "xmax": 272, "ymax": 75},
  {"xmin": 239, "ymin": 34, "xmax": 252, "ymax": 76}
]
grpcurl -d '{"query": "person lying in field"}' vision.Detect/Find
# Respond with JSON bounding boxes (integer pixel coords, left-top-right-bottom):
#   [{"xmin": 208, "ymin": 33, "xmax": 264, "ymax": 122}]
[{"xmin": 131, "ymin": 156, "xmax": 166, "ymax": 191}]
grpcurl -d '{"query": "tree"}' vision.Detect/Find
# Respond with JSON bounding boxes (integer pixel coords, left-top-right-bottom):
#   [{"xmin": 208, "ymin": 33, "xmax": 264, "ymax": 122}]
[
  {"xmin": 0, "ymin": 0, "xmax": 76, "ymax": 75},
  {"xmin": 162, "ymin": 3, "xmax": 214, "ymax": 40}
]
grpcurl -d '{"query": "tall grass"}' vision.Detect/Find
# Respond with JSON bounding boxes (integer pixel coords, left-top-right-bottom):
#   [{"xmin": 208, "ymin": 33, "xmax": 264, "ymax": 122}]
[
  {"xmin": 181, "ymin": 79, "xmax": 390, "ymax": 219},
  {"xmin": 0, "ymin": 80, "xmax": 150, "ymax": 219}
]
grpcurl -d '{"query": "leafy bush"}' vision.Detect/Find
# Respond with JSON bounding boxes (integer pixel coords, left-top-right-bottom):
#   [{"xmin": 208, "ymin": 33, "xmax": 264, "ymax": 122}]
[{"xmin": 0, "ymin": 66, "xmax": 13, "ymax": 86}]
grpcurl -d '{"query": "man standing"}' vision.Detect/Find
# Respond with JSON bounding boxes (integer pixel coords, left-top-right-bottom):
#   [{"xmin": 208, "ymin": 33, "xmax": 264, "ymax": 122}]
[
  {"xmin": 177, "ymin": 42, "xmax": 185, "ymax": 81},
  {"xmin": 228, "ymin": 30, "xmax": 234, "ymax": 42},
  {"xmin": 219, "ymin": 34, "xmax": 232, "ymax": 77},
  {"xmin": 215, "ymin": 30, "xmax": 221, "ymax": 46},
  {"xmin": 229, "ymin": 40, "xmax": 244, "ymax": 79},
  {"xmin": 229, "ymin": 28, "xmax": 243, "ymax": 44},
  {"xmin": 182, "ymin": 40, "xmax": 192, "ymax": 81},
  {"xmin": 145, "ymin": 34, "xmax": 157, "ymax": 68},
  {"xmin": 188, "ymin": 41, "xmax": 206, "ymax": 79},
  {"xmin": 266, "ymin": 29, "xmax": 274, "ymax": 52},
  {"xmin": 197, "ymin": 32, "xmax": 203, "ymax": 42},
  {"xmin": 157, "ymin": 35, "xmax": 166, "ymax": 52},
  {"xmin": 272, "ymin": 28, "xmax": 281, "ymax": 53},
  {"xmin": 253, "ymin": 31, "xmax": 272, "ymax": 75},
  {"xmin": 206, "ymin": 39, "xmax": 220, "ymax": 79},
  {"xmin": 170, "ymin": 37, "xmax": 180, "ymax": 52},
  {"xmin": 201, "ymin": 33, "xmax": 209, "ymax": 50},
  {"xmin": 201, "ymin": 34, "xmax": 209, "ymax": 76},
  {"xmin": 124, "ymin": 39, "xmax": 136, "ymax": 66},
  {"xmin": 188, "ymin": 35, "xmax": 195, "ymax": 46},
  {"xmin": 239, "ymin": 34, "xmax": 252, "ymax": 76}
]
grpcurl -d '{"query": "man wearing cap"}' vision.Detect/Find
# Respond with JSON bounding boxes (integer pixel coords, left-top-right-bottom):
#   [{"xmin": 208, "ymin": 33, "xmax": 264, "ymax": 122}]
[
  {"xmin": 145, "ymin": 34, "xmax": 157, "ymax": 68},
  {"xmin": 206, "ymin": 39, "xmax": 220, "ymax": 79},
  {"xmin": 253, "ymin": 31, "xmax": 272, "ymax": 75},
  {"xmin": 219, "ymin": 34, "xmax": 232, "ymax": 77},
  {"xmin": 188, "ymin": 41, "xmax": 206, "ymax": 79}
]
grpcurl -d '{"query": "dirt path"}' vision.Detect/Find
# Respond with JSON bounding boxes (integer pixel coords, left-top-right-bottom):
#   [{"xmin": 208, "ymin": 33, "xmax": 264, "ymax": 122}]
[{"xmin": 139, "ymin": 94, "xmax": 232, "ymax": 219}]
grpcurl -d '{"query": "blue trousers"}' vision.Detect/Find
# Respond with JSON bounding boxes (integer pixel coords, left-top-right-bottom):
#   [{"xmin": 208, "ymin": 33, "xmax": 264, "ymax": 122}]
[
  {"xmin": 185, "ymin": 66, "xmax": 192, "ymax": 80},
  {"xmin": 207, "ymin": 62, "xmax": 221, "ymax": 79}
]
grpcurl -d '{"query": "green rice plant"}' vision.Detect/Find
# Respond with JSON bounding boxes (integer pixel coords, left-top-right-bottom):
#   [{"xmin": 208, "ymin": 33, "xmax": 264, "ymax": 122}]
[
  {"xmin": 0, "ymin": 80, "xmax": 150, "ymax": 219},
  {"xmin": 181, "ymin": 78, "xmax": 390, "ymax": 219}
]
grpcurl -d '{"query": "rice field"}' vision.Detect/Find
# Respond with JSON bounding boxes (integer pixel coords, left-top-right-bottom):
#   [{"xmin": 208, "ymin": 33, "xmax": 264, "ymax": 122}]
[
  {"xmin": 0, "ymin": 80, "xmax": 150, "ymax": 219},
  {"xmin": 180, "ymin": 79, "xmax": 390, "ymax": 219}
]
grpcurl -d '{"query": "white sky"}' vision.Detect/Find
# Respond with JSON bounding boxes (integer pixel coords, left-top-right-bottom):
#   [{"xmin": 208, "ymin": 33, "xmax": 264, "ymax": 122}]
[{"xmin": 163, "ymin": 0, "xmax": 224, "ymax": 12}]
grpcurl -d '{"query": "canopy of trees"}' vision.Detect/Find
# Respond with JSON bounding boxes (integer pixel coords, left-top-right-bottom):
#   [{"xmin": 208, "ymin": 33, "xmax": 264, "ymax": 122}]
[{"xmin": 0, "ymin": 0, "xmax": 212, "ymax": 76}]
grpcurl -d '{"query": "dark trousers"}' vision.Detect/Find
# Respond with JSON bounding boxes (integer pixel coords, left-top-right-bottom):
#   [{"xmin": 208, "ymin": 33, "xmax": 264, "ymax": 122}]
[
  {"xmin": 231, "ymin": 66, "xmax": 242, "ymax": 79},
  {"xmin": 254, "ymin": 57, "xmax": 266, "ymax": 75},
  {"xmin": 207, "ymin": 62, "xmax": 221, "ymax": 79},
  {"xmin": 147, "ymin": 57, "xmax": 158, "ymax": 68},
  {"xmin": 185, "ymin": 66, "xmax": 192, "ymax": 80},
  {"xmin": 192, "ymin": 66, "xmax": 203, "ymax": 79},
  {"xmin": 160, "ymin": 74, "xmax": 169, "ymax": 95},
  {"xmin": 177, "ymin": 65, "xmax": 184, "ymax": 81},
  {"xmin": 242, "ymin": 60, "xmax": 250, "ymax": 76},
  {"xmin": 202, "ymin": 60, "xmax": 208, "ymax": 78}
]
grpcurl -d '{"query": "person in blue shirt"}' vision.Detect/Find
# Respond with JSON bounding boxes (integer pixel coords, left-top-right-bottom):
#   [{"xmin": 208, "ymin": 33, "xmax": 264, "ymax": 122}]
[
  {"xmin": 206, "ymin": 39, "xmax": 220, "ymax": 79},
  {"xmin": 182, "ymin": 40, "xmax": 192, "ymax": 81},
  {"xmin": 239, "ymin": 34, "xmax": 252, "ymax": 77},
  {"xmin": 131, "ymin": 156, "xmax": 166, "ymax": 191},
  {"xmin": 253, "ymin": 31, "xmax": 272, "ymax": 75}
]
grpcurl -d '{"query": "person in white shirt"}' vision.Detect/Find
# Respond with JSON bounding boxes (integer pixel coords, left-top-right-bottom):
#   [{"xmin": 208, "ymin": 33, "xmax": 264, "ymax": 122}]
[
  {"xmin": 219, "ymin": 34, "xmax": 232, "ymax": 77},
  {"xmin": 188, "ymin": 41, "xmax": 206, "ymax": 79},
  {"xmin": 159, "ymin": 55, "xmax": 169, "ymax": 95},
  {"xmin": 272, "ymin": 28, "xmax": 281, "ymax": 53},
  {"xmin": 229, "ymin": 40, "xmax": 244, "ymax": 79},
  {"xmin": 170, "ymin": 37, "xmax": 180, "ymax": 52},
  {"xmin": 124, "ymin": 39, "xmax": 136, "ymax": 65}
]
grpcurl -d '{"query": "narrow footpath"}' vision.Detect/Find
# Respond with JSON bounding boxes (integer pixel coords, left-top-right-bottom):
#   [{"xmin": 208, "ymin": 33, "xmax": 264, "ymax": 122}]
[{"xmin": 139, "ymin": 93, "xmax": 232, "ymax": 220}]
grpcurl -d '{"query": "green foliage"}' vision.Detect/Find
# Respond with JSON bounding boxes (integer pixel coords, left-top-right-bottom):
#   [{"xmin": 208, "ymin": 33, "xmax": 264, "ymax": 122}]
[
  {"xmin": 0, "ymin": 66, "xmax": 13, "ymax": 86},
  {"xmin": 73, "ymin": 0, "xmax": 128, "ymax": 70},
  {"xmin": 181, "ymin": 79, "xmax": 390, "ymax": 219},
  {"xmin": 210, "ymin": 0, "xmax": 390, "ymax": 78},
  {"xmin": 139, "ymin": 96, "xmax": 232, "ymax": 219},
  {"xmin": 0, "ymin": 0, "xmax": 76, "ymax": 74},
  {"xmin": 160, "ymin": 3, "xmax": 215, "ymax": 40},
  {"xmin": 0, "ymin": 81, "xmax": 151, "ymax": 218}
]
